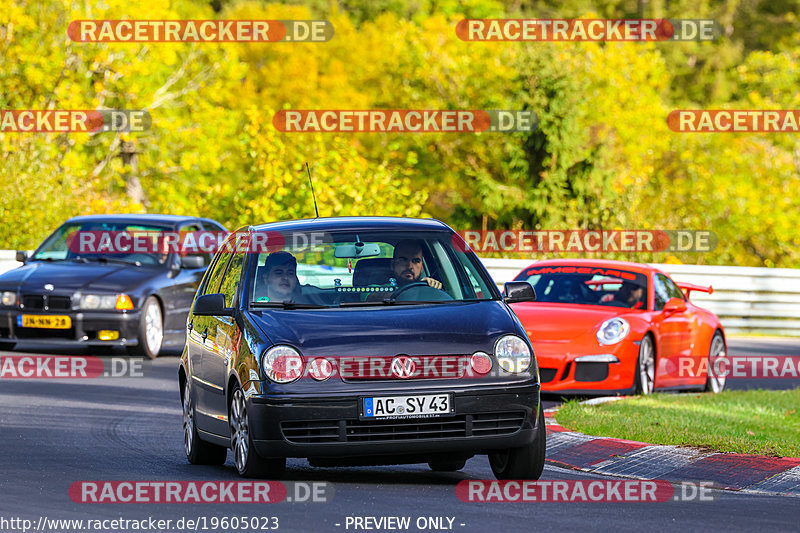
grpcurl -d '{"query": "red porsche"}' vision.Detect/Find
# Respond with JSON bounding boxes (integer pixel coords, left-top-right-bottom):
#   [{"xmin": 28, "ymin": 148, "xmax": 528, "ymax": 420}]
[{"xmin": 509, "ymin": 259, "xmax": 727, "ymax": 395}]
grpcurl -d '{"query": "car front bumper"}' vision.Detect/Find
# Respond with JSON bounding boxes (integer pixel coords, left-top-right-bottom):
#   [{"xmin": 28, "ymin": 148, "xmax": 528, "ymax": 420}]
[
  {"xmin": 533, "ymin": 339, "xmax": 640, "ymax": 393},
  {"xmin": 247, "ymin": 384, "xmax": 541, "ymax": 458},
  {"xmin": 0, "ymin": 308, "xmax": 141, "ymax": 346}
]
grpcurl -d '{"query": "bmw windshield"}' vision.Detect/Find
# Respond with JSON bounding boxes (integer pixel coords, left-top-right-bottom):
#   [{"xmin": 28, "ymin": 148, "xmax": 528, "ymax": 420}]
[{"xmin": 248, "ymin": 230, "xmax": 498, "ymax": 307}]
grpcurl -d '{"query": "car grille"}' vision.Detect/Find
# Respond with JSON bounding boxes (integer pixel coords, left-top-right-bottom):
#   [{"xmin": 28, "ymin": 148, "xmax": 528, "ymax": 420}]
[
  {"xmin": 281, "ymin": 411, "xmax": 525, "ymax": 444},
  {"xmin": 539, "ymin": 368, "xmax": 557, "ymax": 383},
  {"xmin": 21, "ymin": 294, "xmax": 72, "ymax": 310}
]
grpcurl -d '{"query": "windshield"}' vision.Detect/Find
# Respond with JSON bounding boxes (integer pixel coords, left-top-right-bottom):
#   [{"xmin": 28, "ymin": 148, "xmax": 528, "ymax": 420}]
[
  {"xmin": 32, "ymin": 222, "xmax": 173, "ymax": 266},
  {"xmin": 248, "ymin": 230, "xmax": 497, "ymax": 307},
  {"xmin": 515, "ymin": 265, "xmax": 648, "ymax": 310}
]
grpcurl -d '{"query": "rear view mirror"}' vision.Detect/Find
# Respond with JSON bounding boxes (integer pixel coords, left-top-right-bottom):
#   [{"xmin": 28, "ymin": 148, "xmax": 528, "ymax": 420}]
[
  {"xmin": 334, "ymin": 242, "xmax": 381, "ymax": 258},
  {"xmin": 504, "ymin": 281, "xmax": 536, "ymax": 303},
  {"xmin": 193, "ymin": 293, "xmax": 233, "ymax": 316},
  {"xmin": 180, "ymin": 255, "xmax": 205, "ymax": 269}
]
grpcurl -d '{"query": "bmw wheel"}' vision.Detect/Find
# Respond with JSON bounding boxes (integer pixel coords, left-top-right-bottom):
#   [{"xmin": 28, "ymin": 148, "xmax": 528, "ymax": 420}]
[
  {"xmin": 128, "ymin": 296, "xmax": 163, "ymax": 359},
  {"xmin": 704, "ymin": 331, "xmax": 727, "ymax": 393},
  {"xmin": 230, "ymin": 385, "xmax": 285, "ymax": 478},
  {"xmin": 634, "ymin": 335, "xmax": 656, "ymax": 395},
  {"xmin": 183, "ymin": 380, "xmax": 227, "ymax": 465}
]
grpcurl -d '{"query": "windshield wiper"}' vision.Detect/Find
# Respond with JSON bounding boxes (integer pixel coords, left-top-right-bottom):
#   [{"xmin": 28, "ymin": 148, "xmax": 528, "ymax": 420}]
[
  {"xmin": 251, "ymin": 302, "xmax": 329, "ymax": 310},
  {"xmin": 74, "ymin": 256, "xmax": 142, "ymax": 267},
  {"xmin": 339, "ymin": 299, "xmax": 452, "ymax": 307}
]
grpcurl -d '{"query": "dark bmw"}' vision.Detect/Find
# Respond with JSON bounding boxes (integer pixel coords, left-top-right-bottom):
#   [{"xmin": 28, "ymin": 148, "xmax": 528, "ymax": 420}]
[
  {"xmin": 179, "ymin": 217, "xmax": 545, "ymax": 480},
  {"xmin": 0, "ymin": 214, "xmax": 226, "ymax": 358}
]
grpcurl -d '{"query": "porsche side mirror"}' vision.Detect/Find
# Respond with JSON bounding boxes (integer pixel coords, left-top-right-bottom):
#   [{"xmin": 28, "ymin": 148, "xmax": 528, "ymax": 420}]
[
  {"xmin": 504, "ymin": 281, "xmax": 536, "ymax": 303},
  {"xmin": 663, "ymin": 297, "xmax": 687, "ymax": 313},
  {"xmin": 193, "ymin": 293, "xmax": 233, "ymax": 317}
]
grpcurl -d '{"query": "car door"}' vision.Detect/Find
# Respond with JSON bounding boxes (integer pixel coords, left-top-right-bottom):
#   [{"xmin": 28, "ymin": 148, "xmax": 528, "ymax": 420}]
[
  {"xmin": 160, "ymin": 222, "xmax": 213, "ymax": 343},
  {"xmin": 653, "ymin": 273, "xmax": 692, "ymax": 386},
  {"xmin": 199, "ymin": 244, "xmax": 246, "ymax": 437},
  {"xmin": 189, "ymin": 251, "xmax": 231, "ymax": 433}
]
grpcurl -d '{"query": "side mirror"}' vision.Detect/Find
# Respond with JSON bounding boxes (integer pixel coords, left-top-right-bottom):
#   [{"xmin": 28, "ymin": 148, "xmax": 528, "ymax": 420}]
[
  {"xmin": 180, "ymin": 255, "xmax": 205, "ymax": 269},
  {"xmin": 193, "ymin": 293, "xmax": 233, "ymax": 317},
  {"xmin": 15, "ymin": 251, "xmax": 28, "ymax": 263},
  {"xmin": 663, "ymin": 297, "xmax": 687, "ymax": 313},
  {"xmin": 504, "ymin": 281, "xmax": 536, "ymax": 304}
]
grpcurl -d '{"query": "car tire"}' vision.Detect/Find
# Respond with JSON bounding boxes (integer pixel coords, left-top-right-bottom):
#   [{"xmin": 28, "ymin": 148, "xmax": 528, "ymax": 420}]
[
  {"xmin": 634, "ymin": 335, "xmax": 656, "ymax": 395},
  {"xmin": 127, "ymin": 296, "xmax": 163, "ymax": 359},
  {"xmin": 704, "ymin": 331, "xmax": 727, "ymax": 393},
  {"xmin": 183, "ymin": 380, "xmax": 227, "ymax": 465},
  {"xmin": 0, "ymin": 342, "xmax": 16, "ymax": 352},
  {"xmin": 230, "ymin": 386, "xmax": 286, "ymax": 479},
  {"xmin": 489, "ymin": 404, "xmax": 546, "ymax": 480},
  {"xmin": 428, "ymin": 456, "xmax": 468, "ymax": 472}
]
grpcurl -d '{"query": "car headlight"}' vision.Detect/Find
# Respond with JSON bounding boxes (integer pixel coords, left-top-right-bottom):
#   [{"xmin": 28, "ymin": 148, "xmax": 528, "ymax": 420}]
[
  {"xmin": 80, "ymin": 294, "xmax": 119, "ymax": 310},
  {"xmin": 495, "ymin": 335, "xmax": 532, "ymax": 374},
  {"xmin": 1, "ymin": 291, "xmax": 16, "ymax": 306},
  {"xmin": 261, "ymin": 346, "xmax": 304, "ymax": 384},
  {"xmin": 596, "ymin": 318, "xmax": 630, "ymax": 345}
]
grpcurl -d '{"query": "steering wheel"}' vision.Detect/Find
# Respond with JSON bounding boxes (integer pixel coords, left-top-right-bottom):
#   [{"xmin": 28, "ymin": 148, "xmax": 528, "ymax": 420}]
[{"xmin": 389, "ymin": 281, "xmax": 431, "ymax": 299}]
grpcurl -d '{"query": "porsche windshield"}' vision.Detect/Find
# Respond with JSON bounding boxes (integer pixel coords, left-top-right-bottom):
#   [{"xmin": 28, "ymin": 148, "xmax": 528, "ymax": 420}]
[
  {"xmin": 248, "ymin": 231, "xmax": 496, "ymax": 306},
  {"xmin": 515, "ymin": 265, "xmax": 649, "ymax": 309}
]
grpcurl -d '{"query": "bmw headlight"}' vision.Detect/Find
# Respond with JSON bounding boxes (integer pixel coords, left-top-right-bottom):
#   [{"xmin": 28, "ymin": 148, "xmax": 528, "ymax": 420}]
[
  {"xmin": 596, "ymin": 318, "xmax": 630, "ymax": 345},
  {"xmin": 1, "ymin": 291, "xmax": 16, "ymax": 306},
  {"xmin": 261, "ymin": 346, "xmax": 305, "ymax": 384},
  {"xmin": 495, "ymin": 335, "xmax": 532, "ymax": 374},
  {"xmin": 80, "ymin": 294, "xmax": 118, "ymax": 310}
]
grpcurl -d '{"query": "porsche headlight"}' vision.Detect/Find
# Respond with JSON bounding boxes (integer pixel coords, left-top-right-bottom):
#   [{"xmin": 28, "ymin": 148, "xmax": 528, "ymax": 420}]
[
  {"xmin": 495, "ymin": 335, "xmax": 532, "ymax": 374},
  {"xmin": 261, "ymin": 346, "xmax": 304, "ymax": 384},
  {"xmin": 596, "ymin": 318, "xmax": 630, "ymax": 345},
  {"xmin": 1, "ymin": 291, "xmax": 16, "ymax": 306},
  {"xmin": 80, "ymin": 294, "xmax": 118, "ymax": 310}
]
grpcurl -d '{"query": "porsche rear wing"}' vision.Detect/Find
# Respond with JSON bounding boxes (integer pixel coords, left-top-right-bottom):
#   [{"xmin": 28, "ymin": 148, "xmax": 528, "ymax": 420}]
[{"xmin": 676, "ymin": 282, "xmax": 713, "ymax": 298}]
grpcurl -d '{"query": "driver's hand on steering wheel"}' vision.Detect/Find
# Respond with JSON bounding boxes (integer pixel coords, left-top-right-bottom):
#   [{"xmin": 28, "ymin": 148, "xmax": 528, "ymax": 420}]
[{"xmin": 422, "ymin": 277, "xmax": 442, "ymax": 290}]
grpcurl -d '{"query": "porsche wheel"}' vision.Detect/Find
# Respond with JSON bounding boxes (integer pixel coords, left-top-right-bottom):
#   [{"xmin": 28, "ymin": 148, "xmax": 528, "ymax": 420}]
[
  {"xmin": 489, "ymin": 404, "xmax": 546, "ymax": 480},
  {"xmin": 634, "ymin": 335, "xmax": 655, "ymax": 395},
  {"xmin": 704, "ymin": 331, "xmax": 727, "ymax": 393}
]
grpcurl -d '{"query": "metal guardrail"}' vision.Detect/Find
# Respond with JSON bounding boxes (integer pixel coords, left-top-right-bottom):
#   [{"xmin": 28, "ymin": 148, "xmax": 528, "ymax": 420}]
[
  {"xmin": 0, "ymin": 251, "xmax": 797, "ymax": 336},
  {"xmin": 481, "ymin": 258, "xmax": 800, "ymax": 336}
]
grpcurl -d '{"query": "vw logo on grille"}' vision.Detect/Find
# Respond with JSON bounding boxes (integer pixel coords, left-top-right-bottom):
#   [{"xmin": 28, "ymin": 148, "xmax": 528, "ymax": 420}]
[
  {"xmin": 391, "ymin": 356, "xmax": 416, "ymax": 379},
  {"xmin": 44, "ymin": 284, "xmax": 54, "ymax": 291}
]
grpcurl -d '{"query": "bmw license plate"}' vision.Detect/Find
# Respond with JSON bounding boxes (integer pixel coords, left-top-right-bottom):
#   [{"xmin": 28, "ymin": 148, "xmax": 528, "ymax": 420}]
[
  {"xmin": 19, "ymin": 314, "xmax": 71, "ymax": 329},
  {"xmin": 361, "ymin": 394, "xmax": 453, "ymax": 419}
]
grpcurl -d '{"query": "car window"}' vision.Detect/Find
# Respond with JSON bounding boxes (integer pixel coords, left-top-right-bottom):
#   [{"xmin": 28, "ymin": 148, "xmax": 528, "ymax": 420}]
[
  {"xmin": 219, "ymin": 247, "xmax": 246, "ymax": 307},
  {"xmin": 661, "ymin": 274, "xmax": 685, "ymax": 302},
  {"xmin": 653, "ymin": 274, "xmax": 671, "ymax": 311},
  {"xmin": 515, "ymin": 265, "xmax": 648, "ymax": 309},
  {"xmin": 201, "ymin": 253, "xmax": 231, "ymax": 296},
  {"xmin": 178, "ymin": 222, "xmax": 214, "ymax": 267}
]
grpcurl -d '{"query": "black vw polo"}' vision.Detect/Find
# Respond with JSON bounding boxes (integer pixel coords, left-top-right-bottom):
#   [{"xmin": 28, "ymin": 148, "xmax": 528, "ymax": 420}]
[
  {"xmin": 179, "ymin": 217, "xmax": 544, "ymax": 479},
  {"xmin": 0, "ymin": 214, "xmax": 226, "ymax": 358}
]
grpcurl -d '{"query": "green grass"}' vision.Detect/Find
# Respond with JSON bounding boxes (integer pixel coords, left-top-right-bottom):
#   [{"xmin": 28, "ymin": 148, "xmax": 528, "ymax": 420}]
[{"xmin": 555, "ymin": 390, "xmax": 800, "ymax": 457}]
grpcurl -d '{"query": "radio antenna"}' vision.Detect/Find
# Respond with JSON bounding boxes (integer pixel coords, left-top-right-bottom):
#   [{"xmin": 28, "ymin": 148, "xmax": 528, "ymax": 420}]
[{"xmin": 305, "ymin": 162, "xmax": 320, "ymax": 218}]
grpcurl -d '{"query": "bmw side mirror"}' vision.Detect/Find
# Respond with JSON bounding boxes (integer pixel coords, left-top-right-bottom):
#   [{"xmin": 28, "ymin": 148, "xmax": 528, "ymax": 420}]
[
  {"xmin": 15, "ymin": 251, "xmax": 28, "ymax": 263},
  {"xmin": 193, "ymin": 293, "xmax": 233, "ymax": 316},
  {"xmin": 504, "ymin": 281, "xmax": 536, "ymax": 303},
  {"xmin": 180, "ymin": 255, "xmax": 205, "ymax": 269}
]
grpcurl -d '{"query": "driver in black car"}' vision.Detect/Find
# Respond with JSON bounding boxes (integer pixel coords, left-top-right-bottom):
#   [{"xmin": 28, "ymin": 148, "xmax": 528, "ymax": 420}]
[{"xmin": 391, "ymin": 239, "xmax": 443, "ymax": 289}]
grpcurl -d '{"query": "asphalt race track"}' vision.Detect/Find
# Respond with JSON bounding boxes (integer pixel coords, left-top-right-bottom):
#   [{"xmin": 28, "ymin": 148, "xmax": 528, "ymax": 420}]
[{"xmin": 0, "ymin": 338, "xmax": 798, "ymax": 533}]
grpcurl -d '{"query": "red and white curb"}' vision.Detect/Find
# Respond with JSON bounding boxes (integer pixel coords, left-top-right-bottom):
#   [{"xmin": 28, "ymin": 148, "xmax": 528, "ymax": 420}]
[{"xmin": 544, "ymin": 399, "xmax": 800, "ymax": 498}]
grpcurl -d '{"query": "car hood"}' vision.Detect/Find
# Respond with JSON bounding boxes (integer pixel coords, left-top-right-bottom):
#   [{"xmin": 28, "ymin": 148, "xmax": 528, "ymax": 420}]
[
  {"xmin": 0, "ymin": 261, "xmax": 157, "ymax": 292},
  {"xmin": 510, "ymin": 302, "xmax": 632, "ymax": 342},
  {"xmin": 248, "ymin": 301, "xmax": 518, "ymax": 356}
]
